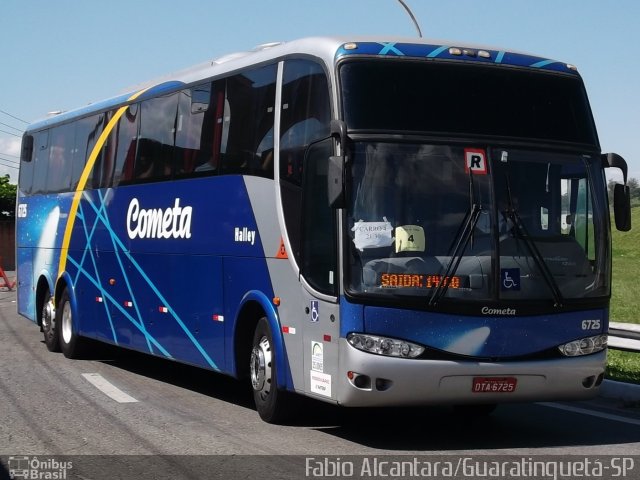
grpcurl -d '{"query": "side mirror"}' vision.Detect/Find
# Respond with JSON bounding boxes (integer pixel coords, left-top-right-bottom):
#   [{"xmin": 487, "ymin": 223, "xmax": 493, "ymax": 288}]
[
  {"xmin": 603, "ymin": 152, "xmax": 632, "ymax": 232},
  {"xmin": 327, "ymin": 120, "xmax": 348, "ymax": 209},
  {"xmin": 602, "ymin": 153, "xmax": 628, "ymax": 184},
  {"xmin": 614, "ymin": 183, "xmax": 631, "ymax": 231}
]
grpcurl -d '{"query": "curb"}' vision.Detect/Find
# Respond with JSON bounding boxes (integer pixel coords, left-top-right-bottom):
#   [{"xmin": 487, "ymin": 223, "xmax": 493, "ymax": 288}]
[{"xmin": 600, "ymin": 379, "xmax": 640, "ymax": 403}]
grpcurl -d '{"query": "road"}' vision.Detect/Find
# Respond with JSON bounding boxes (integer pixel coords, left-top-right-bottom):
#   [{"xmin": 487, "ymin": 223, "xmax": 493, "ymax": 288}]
[{"xmin": 1, "ymin": 287, "xmax": 639, "ymax": 479}]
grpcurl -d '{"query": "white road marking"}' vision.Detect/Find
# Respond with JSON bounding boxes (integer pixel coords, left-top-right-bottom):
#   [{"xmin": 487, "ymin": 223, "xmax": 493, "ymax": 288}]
[
  {"xmin": 539, "ymin": 402, "xmax": 640, "ymax": 427},
  {"xmin": 82, "ymin": 373, "xmax": 139, "ymax": 403}
]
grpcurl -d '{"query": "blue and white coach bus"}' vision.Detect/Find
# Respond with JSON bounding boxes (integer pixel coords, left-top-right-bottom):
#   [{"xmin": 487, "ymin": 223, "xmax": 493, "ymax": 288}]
[{"xmin": 17, "ymin": 37, "xmax": 632, "ymax": 422}]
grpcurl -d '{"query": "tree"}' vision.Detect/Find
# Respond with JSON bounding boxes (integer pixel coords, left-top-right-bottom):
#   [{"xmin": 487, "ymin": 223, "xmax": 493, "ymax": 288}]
[
  {"xmin": 628, "ymin": 177, "xmax": 640, "ymax": 201},
  {"xmin": 0, "ymin": 175, "xmax": 17, "ymax": 217},
  {"xmin": 608, "ymin": 176, "xmax": 640, "ymax": 208}
]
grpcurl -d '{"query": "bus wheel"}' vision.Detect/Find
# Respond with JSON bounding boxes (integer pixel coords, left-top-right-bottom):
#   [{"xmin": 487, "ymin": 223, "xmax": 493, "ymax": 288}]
[
  {"xmin": 250, "ymin": 317, "xmax": 290, "ymax": 423},
  {"xmin": 57, "ymin": 288, "xmax": 84, "ymax": 359},
  {"xmin": 42, "ymin": 291, "xmax": 60, "ymax": 352}
]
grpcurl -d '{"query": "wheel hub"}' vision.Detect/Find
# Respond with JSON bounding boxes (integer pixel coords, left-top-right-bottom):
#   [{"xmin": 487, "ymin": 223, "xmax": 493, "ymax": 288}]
[
  {"xmin": 42, "ymin": 299, "xmax": 55, "ymax": 332},
  {"xmin": 250, "ymin": 336, "xmax": 272, "ymax": 395},
  {"xmin": 61, "ymin": 301, "xmax": 72, "ymax": 344}
]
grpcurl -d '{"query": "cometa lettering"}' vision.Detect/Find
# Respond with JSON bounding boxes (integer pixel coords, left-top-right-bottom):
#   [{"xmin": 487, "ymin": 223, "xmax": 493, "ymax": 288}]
[
  {"xmin": 127, "ymin": 198, "xmax": 192, "ymax": 240},
  {"xmin": 481, "ymin": 306, "xmax": 517, "ymax": 316}
]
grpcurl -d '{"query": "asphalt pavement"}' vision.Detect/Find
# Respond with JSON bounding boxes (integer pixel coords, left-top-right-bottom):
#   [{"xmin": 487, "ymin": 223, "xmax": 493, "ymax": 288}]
[{"xmin": 1, "ymin": 271, "xmax": 638, "ymax": 404}]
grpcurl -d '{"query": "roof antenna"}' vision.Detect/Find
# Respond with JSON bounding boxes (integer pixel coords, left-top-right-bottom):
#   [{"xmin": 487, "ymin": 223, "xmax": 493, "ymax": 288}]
[{"xmin": 397, "ymin": 0, "xmax": 423, "ymax": 38}]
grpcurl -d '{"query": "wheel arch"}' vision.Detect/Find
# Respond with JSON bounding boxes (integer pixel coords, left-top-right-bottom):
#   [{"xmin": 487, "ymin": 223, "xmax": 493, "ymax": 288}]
[
  {"xmin": 232, "ymin": 290, "xmax": 291, "ymax": 390},
  {"xmin": 54, "ymin": 272, "xmax": 79, "ymax": 333},
  {"xmin": 35, "ymin": 270, "xmax": 55, "ymax": 327}
]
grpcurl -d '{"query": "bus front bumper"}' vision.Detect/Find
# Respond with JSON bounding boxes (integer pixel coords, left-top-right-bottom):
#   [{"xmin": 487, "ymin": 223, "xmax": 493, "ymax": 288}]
[{"xmin": 336, "ymin": 339, "xmax": 606, "ymax": 407}]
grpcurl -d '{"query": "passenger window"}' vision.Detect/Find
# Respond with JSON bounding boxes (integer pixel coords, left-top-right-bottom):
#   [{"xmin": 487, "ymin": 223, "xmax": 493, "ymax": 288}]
[
  {"xmin": 176, "ymin": 82, "xmax": 222, "ymax": 176},
  {"xmin": 112, "ymin": 104, "xmax": 140, "ymax": 185},
  {"xmin": 85, "ymin": 113, "xmax": 114, "ymax": 189},
  {"xmin": 280, "ymin": 60, "xmax": 331, "ymax": 186},
  {"xmin": 135, "ymin": 94, "xmax": 179, "ymax": 182},
  {"xmin": 74, "ymin": 114, "xmax": 105, "ymax": 190},
  {"xmin": 31, "ymin": 130, "xmax": 50, "ymax": 194},
  {"xmin": 18, "ymin": 135, "xmax": 34, "ymax": 195},
  {"xmin": 222, "ymin": 65, "xmax": 277, "ymax": 177},
  {"xmin": 46, "ymin": 124, "xmax": 75, "ymax": 193}
]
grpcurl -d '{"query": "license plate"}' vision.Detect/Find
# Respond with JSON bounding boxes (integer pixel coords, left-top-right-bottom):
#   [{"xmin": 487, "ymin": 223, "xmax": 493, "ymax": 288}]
[{"xmin": 472, "ymin": 376, "xmax": 517, "ymax": 393}]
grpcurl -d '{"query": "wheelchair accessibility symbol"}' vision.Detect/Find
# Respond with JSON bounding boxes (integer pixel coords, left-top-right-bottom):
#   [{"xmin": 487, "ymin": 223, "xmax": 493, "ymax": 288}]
[
  {"xmin": 310, "ymin": 300, "xmax": 319, "ymax": 322},
  {"xmin": 501, "ymin": 268, "xmax": 520, "ymax": 291}
]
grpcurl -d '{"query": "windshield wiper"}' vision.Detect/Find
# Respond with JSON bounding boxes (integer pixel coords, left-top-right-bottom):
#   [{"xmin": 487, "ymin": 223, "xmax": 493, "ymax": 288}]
[
  {"xmin": 503, "ymin": 172, "xmax": 564, "ymax": 307},
  {"xmin": 429, "ymin": 203, "xmax": 482, "ymax": 306},
  {"xmin": 430, "ymin": 161, "xmax": 484, "ymax": 306}
]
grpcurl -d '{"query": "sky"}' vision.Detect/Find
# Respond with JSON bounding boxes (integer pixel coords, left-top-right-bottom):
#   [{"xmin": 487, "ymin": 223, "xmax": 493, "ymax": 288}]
[{"xmin": 1, "ymin": 0, "xmax": 639, "ymax": 184}]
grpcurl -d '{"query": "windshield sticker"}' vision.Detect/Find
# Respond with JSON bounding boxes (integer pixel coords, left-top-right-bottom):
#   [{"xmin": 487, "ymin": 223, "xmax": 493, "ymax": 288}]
[
  {"xmin": 464, "ymin": 148, "xmax": 488, "ymax": 175},
  {"xmin": 380, "ymin": 273, "xmax": 462, "ymax": 289},
  {"xmin": 501, "ymin": 268, "xmax": 521, "ymax": 291},
  {"xmin": 395, "ymin": 225, "xmax": 425, "ymax": 253},
  {"xmin": 352, "ymin": 219, "xmax": 394, "ymax": 251}
]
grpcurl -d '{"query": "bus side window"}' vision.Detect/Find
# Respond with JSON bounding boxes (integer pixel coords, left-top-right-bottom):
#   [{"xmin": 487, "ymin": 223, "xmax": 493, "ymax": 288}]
[
  {"xmin": 222, "ymin": 64, "xmax": 276, "ymax": 177},
  {"xmin": 85, "ymin": 113, "xmax": 113, "ymax": 190},
  {"xmin": 31, "ymin": 130, "xmax": 50, "ymax": 194},
  {"xmin": 176, "ymin": 82, "xmax": 219, "ymax": 176},
  {"xmin": 46, "ymin": 124, "xmax": 75, "ymax": 193},
  {"xmin": 18, "ymin": 134, "xmax": 34, "ymax": 195},
  {"xmin": 73, "ymin": 114, "xmax": 104, "ymax": 190},
  {"xmin": 135, "ymin": 94, "xmax": 179, "ymax": 182},
  {"xmin": 112, "ymin": 104, "xmax": 139, "ymax": 186}
]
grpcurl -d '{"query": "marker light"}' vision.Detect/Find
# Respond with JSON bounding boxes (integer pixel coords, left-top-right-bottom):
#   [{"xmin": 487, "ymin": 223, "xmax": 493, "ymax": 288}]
[
  {"xmin": 449, "ymin": 47, "xmax": 462, "ymax": 56},
  {"xmin": 478, "ymin": 50, "xmax": 491, "ymax": 59},
  {"xmin": 347, "ymin": 333, "xmax": 425, "ymax": 358},
  {"xmin": 558, "ymin": 334, "xmax": 607, "ymax": 357}
]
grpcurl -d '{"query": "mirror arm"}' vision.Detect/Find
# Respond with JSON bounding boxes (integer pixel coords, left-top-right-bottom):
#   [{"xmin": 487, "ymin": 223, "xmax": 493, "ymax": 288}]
[{"xmin": 602, "ymin": 152, "xmax": 628, "ymax": 184}]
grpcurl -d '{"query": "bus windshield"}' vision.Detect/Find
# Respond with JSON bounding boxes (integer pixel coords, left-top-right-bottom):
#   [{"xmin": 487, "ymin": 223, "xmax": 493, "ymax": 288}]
[{"xmin": 346, "ymin": 142, "xmax": 610, "ymax": 304}]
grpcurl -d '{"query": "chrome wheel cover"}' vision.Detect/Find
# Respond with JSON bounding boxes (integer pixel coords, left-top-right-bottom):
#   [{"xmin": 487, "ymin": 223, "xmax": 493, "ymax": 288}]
[
  {"xmin": 42, "ymin": 298, "xmax": 55, "ymax": 336},
  {"xmin": 61, "ymin": 300, "xmax": 73, "ymax": 344},
  {"xmin": 250, "ymin": 336, "xmax": 272, "ymax": 398}
]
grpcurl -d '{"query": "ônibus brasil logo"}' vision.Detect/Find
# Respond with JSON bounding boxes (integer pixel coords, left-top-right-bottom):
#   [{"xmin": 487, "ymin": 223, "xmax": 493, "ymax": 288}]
[{"xmin": 127, "ymin": 198, "xmax": 192, "ymax": 240}]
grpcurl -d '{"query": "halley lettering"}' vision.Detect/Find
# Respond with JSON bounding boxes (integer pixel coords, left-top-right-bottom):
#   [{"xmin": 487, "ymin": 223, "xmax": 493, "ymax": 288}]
[
  {"xmin": 234, "ymin": 227, "xmax": 256, "ymax": 245},
  {"xmin": 127, "ymin": 198, "xmax": 192, "ymax": 240}
]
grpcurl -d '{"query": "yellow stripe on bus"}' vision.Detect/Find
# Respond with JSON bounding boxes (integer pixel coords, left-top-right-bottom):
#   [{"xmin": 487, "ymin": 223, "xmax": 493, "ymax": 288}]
[{"xmin": 57, "ymin": 88, "xmax": 150, "ymax": 280}]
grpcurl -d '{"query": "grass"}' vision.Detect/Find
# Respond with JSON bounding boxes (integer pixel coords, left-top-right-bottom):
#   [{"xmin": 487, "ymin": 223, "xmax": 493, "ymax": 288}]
[
  {"xmin": 609, "ymin": 207, "xmax": 640, "ymax": 325},
  {"xmin": 606, "ymin": 207, "xmax": 640, "ymax": 384},
  {"xmin": 606, "ymin": 349, "xmax": 640, "ymax": 385}
]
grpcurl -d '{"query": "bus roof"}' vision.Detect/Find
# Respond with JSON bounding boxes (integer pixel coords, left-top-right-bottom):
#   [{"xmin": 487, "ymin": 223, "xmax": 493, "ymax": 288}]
[{"xmin": 25, "ymin": 35, "xmax": 579, "ymax": 133}]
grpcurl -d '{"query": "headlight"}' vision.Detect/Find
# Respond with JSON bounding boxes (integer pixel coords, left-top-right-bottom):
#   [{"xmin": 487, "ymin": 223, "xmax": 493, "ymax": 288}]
[
  {"xmin": 558, "ymin": 334, "xmax": 607, "ymax": 357},
  {"xmin": 347, "ymin": 333, "xmax": 425, "ymax": 358}
]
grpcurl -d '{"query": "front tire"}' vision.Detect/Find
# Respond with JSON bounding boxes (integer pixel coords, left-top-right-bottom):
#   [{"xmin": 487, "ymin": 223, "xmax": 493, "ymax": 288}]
[
  {"xmin": 57, "ymin": 288, "xmax": 85, "ymax": 359},
  {"xmin": 250, "ymin": 317, "xmax": 291, "ymax": 423}
]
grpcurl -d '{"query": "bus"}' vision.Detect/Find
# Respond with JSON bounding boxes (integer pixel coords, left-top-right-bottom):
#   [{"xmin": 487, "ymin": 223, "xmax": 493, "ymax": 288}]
[{"xmin": 16, "ymin": 37, "xmax": 632, "ymax": 423}]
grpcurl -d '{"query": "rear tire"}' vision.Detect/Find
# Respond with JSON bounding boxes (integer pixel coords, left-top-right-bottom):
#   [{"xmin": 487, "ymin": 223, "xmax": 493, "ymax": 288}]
[
  {"xmin": 57, "ymin": 288, "xmax": 85, "ymax": 359},
  {"xmin": 250, "ymin": 317, "xmax": 292, "ymax": 423},
  {"xmin": 41, "ymin": 290, "xmax": 60, "ymax": 352}
]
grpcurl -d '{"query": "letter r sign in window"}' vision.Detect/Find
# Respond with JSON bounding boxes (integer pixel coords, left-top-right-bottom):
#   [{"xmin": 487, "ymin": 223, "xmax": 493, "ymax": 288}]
[{"xmin": 464, "ymin": 148, "xmax": 488, "ymax": 175}]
